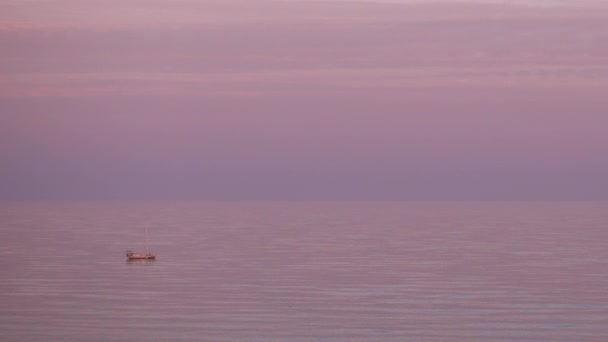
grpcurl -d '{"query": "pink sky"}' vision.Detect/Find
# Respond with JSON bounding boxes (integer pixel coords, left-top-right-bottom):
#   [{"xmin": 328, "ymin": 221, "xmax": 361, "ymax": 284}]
[{"xmin": 1, "ymin": 0, "xmax": 607, "ymax": 200}]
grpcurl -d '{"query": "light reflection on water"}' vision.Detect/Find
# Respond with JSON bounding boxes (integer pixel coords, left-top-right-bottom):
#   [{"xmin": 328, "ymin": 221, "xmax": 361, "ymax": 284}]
[{"xmin": 1, "ymin": 201, "xmax": 607, "ymax": 341}]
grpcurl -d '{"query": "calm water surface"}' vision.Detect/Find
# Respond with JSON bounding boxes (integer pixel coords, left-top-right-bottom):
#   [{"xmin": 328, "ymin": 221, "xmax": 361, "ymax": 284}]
[{"xmin": 1, "ymin": 202, "xmax": 607, "ymax": 341}]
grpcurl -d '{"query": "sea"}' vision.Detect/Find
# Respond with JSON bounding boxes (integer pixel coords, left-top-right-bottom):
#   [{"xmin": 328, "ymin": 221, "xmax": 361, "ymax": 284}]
[{"xmin": 1, "ymin": 201, "xmax": 607, "ymax": 341}]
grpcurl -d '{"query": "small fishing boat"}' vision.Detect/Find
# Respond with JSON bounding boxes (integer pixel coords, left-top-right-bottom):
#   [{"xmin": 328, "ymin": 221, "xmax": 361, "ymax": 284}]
[
  {"xmin": 126, "ymin": 226, "xmax": 156, "ymax": 260},
  {"xmin": 126, "ymin": 250, "xmax": 156, "ymax": 260}
]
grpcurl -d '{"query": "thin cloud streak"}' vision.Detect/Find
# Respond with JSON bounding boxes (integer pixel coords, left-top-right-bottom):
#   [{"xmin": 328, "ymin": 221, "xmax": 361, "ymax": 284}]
[{"xmin": 2, "ymin": 65, "xmax": 608, "ymax": 97}]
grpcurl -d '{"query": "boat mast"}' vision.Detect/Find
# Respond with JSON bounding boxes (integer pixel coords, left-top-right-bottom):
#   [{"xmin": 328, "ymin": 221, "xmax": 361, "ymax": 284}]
[{"xmin": 145, "ymin": 224, "xmax": 149, "ymax": 254}]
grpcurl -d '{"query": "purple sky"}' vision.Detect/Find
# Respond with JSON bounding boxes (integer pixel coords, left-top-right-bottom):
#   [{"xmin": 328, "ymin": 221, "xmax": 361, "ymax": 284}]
[{"xmin": 1, "ymin": 0, "xmax": 607, "ymax": 200}]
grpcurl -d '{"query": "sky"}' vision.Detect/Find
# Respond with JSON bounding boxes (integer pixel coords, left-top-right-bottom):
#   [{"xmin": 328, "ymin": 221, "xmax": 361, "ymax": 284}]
[{"xmin": 1, "ymin": 0, "xmax": 607, "ymax": 200}]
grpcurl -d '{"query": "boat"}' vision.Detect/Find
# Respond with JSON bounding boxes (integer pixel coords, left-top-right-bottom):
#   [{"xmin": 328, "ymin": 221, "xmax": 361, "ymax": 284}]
[
  {"xmin": 126, "ymin": 225, "xmax": 156, "ymax": 260},
  {"xmin": 126, "ymin": 250, "xmax": 156, "ymax": 260}
]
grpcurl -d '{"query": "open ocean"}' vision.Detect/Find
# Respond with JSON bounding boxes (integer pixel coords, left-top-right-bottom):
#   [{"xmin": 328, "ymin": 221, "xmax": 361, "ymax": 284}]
[{"xmin": 1, "ymin": 201, "xmax": 607, "ymax": 341}]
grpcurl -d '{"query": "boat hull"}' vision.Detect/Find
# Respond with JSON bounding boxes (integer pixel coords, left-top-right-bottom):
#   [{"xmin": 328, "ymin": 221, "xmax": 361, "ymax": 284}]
[{"xmin": 127, "ymin": 255, "xmax": 156, "ymax": 260}]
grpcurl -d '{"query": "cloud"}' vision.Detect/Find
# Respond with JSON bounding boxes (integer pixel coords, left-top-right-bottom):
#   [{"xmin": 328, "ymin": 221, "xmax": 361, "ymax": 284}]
[
  {"xmin": 2, "ymin": 0, "xmax": 607, "ymax": 32},
  {"xmin": 2, "ymin": 63, "xmax": 608, "ymax": 98},
  {"xmin": 1, "ymin": 1, "xmax": 607, "ymax": 97}
]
